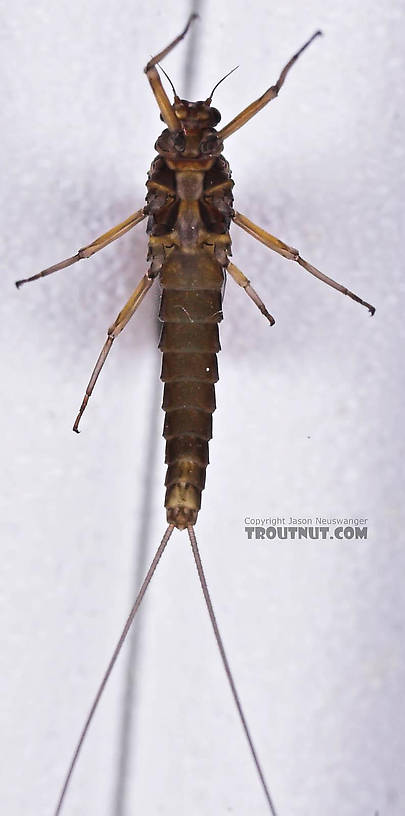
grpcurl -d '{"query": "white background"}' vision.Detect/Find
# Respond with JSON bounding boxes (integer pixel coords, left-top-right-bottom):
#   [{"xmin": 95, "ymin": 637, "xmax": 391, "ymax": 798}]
[{"xmin": 1, "ymin": 0, "xmax": 404, "ymax": 814}]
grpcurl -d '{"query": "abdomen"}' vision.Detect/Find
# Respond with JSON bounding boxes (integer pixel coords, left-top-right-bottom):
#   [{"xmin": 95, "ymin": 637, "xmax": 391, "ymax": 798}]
[{"xmin": 159, "ymin": 248, "xmax": 224, "ymax": 529}]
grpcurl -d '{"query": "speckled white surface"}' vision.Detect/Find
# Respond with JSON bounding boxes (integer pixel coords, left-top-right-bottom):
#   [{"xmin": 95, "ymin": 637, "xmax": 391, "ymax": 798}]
[{"xmin": 2, "ymin": 1, "xmax": 404, "ymax": 814}]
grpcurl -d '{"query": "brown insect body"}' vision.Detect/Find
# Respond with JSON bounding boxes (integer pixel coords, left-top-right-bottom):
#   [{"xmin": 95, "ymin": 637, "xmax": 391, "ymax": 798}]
[
  {"xmin": 15, "ymin": 21, "xmax": 375, "ymax": 814},
  {"xmin": 145, "ymin": 100, "xmax": 234, "ymax": 528}
]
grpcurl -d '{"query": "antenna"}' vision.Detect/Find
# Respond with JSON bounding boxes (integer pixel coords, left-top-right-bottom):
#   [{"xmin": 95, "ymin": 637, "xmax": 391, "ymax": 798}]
[{"xmin": 207, "ymin": 65, "xmax": 239, "ymax": 103}]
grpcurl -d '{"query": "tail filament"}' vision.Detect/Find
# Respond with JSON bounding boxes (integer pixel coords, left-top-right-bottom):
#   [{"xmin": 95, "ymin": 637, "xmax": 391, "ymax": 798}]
[{"xmin": 187, "ymin": 525, "xmax": 278, "ymax": 815}]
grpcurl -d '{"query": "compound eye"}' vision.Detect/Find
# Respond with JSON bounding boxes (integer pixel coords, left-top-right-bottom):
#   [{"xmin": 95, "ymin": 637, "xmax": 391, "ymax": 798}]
[
  {"xmin": 209, "ymin": 108, "xmax": 221, "ymax": 126},
  {"xmin": 200, "ymin": 134, "xmax": 220, "ymax": 154},
  {"xmin": 173, "ymin": 131, "xmax": 186, "ymax": 152}
]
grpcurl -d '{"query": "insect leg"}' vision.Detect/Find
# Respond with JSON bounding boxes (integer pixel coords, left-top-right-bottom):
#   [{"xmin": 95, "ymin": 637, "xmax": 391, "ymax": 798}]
[
  {"xmin": 73, "ymin": 272, "xmax": 155, "ymax": 432},
  {"xmin": 15, "ymin": 208, "xmax": 146, "ymax": 288},
  {"xmin": 227, "ymin": 261, "xmax": 275, "ymax": 325},
  {"xmin": 144, "ymin": 14, "xmax": 198, "ymax": 131},
  {"xmin": 218, "ymin": 31, "xmax": 322, "ymax": 141},
  {"xmin": 233, "ymin": 211, "xmax": 376, "ymax": 315}
]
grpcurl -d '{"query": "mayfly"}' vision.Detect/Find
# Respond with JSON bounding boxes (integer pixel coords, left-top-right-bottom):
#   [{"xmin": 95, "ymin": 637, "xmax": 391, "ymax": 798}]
[{"xmin": 16, "ymin": 14, "xmax": 375, "ymax": 815}]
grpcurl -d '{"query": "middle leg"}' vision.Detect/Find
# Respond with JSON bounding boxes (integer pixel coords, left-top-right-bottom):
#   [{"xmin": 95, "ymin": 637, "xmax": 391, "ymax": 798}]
[
  {"xmin": 15, "ymin": 208, "xmax": 146, "ymax": 288},
  {"xmin": 233, "ymin": 211, "xmax": 375, "ymax": 315}
]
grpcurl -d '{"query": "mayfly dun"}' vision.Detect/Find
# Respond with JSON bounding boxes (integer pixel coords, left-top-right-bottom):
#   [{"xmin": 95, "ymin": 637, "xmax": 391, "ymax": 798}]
[{"xmin": 15, "ymin": 14, "xmax": 375, "ymax": 815}]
